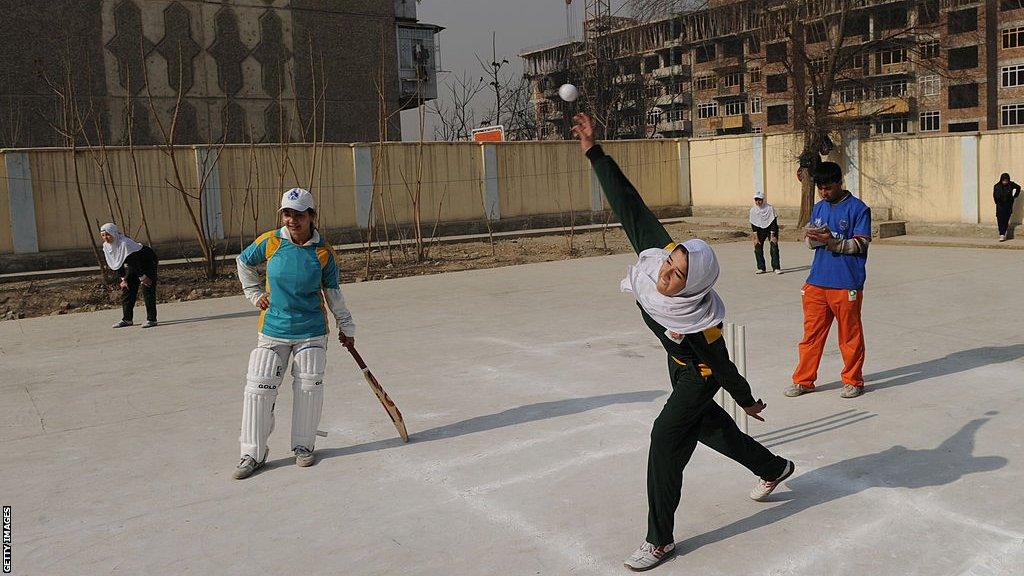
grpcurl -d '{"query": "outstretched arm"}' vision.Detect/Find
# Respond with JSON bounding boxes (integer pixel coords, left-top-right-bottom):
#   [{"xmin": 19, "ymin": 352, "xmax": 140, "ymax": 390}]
[{"xmin": 573, "ymin": 113, "xmax": 672, "ymax": 254}]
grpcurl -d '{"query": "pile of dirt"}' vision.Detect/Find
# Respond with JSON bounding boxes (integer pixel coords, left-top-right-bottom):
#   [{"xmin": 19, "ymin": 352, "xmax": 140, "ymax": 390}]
[{"xmin": 0, "ymin": 222, "xmax": 750, "ymax": 321}]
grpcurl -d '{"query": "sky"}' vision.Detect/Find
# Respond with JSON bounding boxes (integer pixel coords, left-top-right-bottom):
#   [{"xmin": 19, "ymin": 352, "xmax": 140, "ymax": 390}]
[{"xmin": 399, "ymin": 0, "xmax": 593, "ymax": 140}]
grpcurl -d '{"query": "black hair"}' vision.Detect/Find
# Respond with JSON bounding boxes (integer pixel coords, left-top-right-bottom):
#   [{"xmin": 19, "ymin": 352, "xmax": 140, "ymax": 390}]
[
  {"xmin": 812, "ymin": 161, "xmax": 843, "ymax": 185},
  {"xmin": 1000, "ymin": 172, "xmax": 1011, "ymax": 182}
]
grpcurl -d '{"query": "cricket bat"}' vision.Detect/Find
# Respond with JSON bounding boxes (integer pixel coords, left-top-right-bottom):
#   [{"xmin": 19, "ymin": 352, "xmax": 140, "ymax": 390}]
[{"xmin": 343, "ymin": 342, "xmax": 409, "ymax": 442}]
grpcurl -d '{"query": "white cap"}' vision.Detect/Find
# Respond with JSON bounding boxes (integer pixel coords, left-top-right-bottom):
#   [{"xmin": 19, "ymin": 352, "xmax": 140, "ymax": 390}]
[
  {"xmin": 280, "ymin": 188, "xmax": 315, "ymax": 212},
  {"xmin": 753, "ymin": 190, "xmax": 765, "ymax": 199}
]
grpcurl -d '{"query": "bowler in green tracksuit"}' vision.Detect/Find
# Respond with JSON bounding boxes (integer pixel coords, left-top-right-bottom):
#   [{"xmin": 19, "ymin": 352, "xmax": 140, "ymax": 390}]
[{"xmin": 571, "ymin": 114, "xmax": 794, "ymax": 571}]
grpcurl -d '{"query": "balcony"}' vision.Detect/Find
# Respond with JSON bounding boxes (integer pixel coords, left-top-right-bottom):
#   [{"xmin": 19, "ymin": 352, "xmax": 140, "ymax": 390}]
[
  {"xmin": 707, "ymin": 117, "xmax": 724, "ymax": 130},
  {"xmin": 722, "ymin": 114, "xmax": 747, "ymax": 129},
  {"xmin": 616, "ymin": 99, "xmax": 640, "ymax": 111},
  {"xmin": 831, "ymin": 97, "xmax": 915, "ymax": 118},
  {"xmin": 715, "ymin": 85, "xmax": 745, "ymax": 98},
  {"xmin": 656, "ymin": 119, "xmax": 692, "ymax": 133},
  {"xmin": 655, "ymin": 93, "xmax": 690, "ymax": 107},
  {"xmin": 613, "ymin": 73, "xmax": 641, "ymax": 85},
  {"xmin": 872, "ymin": 61, "xmax": 910, "ymax": 77},
  {"xmin": 652, "ymin": 64, "xmax": 690, "ymax": 80}
]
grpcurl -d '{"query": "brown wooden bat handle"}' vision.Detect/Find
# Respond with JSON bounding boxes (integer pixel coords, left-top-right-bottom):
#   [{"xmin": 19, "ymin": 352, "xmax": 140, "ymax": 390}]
[{"xmin": 343, "ymin": 342, "xmax": 368, "ymax": 370}]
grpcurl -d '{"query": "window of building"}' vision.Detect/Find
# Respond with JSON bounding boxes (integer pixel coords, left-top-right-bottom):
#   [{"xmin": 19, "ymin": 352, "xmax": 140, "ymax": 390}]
[
  {"xmin": 767, "ymin": 104, "xmax": 789, "ymax": 125},
  {"xmin": 920, "ymin": 41, "xmax": 940, "ymax": 59},
  {"xmin": 697, "ymin": 102, "xmax": 718, "ymax": 118},
  {"xmin": 919, "ymin": 75, "xmax": 940, "ymax": 96},
  {"xmin": 1002, "ymin": 0, "xmax": 1024, "ymax": 10},
  {"xmin": 749, "ymin": 68, "xmax": 762, "ymax": 83},
  {"xmin": 809, "ymin": 56, "xmax": 829, "ymax": 74},
  {"xmin": 948, "ymin": 8, "xmax": 978, "ymax": 34},
  {"xmin": 875, "ymin": 80, "xmax": 907, "ymax": 98},
  {"xmin": 751, "ymin": 96, "xmax": 762, "ymax": 113},
  {"xmin": 696, "ymin": 131, "xmax": 717, "ymax": 138},
  {"xmin": 875, "ymin": 117, "xmax": 908, "ymax": 134},
  {"xmin": 724, "ymin": 99, "xmax": 746, "ymax": 116},
  {"xmin": 695, "ymin": 44, "xmax": 716, "ymax": 63},
  {"xmin": 919, "ymin": 111, "xmax": 940, "ymax": 131},
  {"xmin": 694, "ymin": 76, "xmax": 716, "ymax": 91},
  {"xmin": 948, "ymin": 45, "xmax": 979, "ymax": 70},
  {"xmin": 1003, "ymin": 65, "xmax": 1024, "ymax": 87},
  {"xmin": 766, "ymin": 74, "xmax": 788, "ymax": 93},
  {"xmin": 645, "ymin": 85, "xmax": 661, "ymax": 99},
  {"xmin": 844, "ymin": 13, "xmax": 869, "ymax": 38},
  {"xmin": 878, "ymin": 6, "xmax": 907, "ymax": 30},
  {"xmin": 948, "ymin": 121, "xmax": 979, "ymax": 132},
  {"xmin": 949, "ymin": 83, "xmax": 979, "ymax": 108},
  {"xmin": 766, "ymin": 43, "xmax": 787, "ymax": 63},
  {"xmin": 666, "ymin": 108, "xmax": 685, "ymax": 121},
  {"xmin": 839, "ymin": 86, "xmax": 866, "ymax": 102},
  {"xmin": 918, "ymin": 1, "xmax": 940, "ymax": 25},
  {"xmin": 647, "ymin": 110, "xmax": 662, "ymax": 124},
  {"xmin": 751, "ymin": 126, "xmax": 763, "ymax": 134},
  {"xmin": 1003, "ymin": 103, "xmax": 1024, "ymax": 126},
  {"xmin": 878, "ymin": 47, "xmax": 907, "ymax": 66},
  {"xmin": 747, "ymin": 37, "xmax": 761, "ymax": 55},
  {"xmin": 723, "ymin": 72, "xmax": 742, "ymax": 88},
  {"xmin": 723, "ymin": 38, "xmax": 743, "ymax": 58},
  {"xmin": 1004, "ymin": 27, "xmax": 1024, "ymax": 49},
  {"xmin": 806, "ymin": 21, "xmax": 828, "ymax": 44}
]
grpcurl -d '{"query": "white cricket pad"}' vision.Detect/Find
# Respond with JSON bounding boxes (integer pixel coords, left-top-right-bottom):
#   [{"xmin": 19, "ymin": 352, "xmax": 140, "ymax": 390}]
[
  {"xmin": 240, "ymin": 346, "xmax": 285, "ymax": 460},
  {"xmin": 290, "ymin": 343, "xmax": 326, "ymax": 450}
]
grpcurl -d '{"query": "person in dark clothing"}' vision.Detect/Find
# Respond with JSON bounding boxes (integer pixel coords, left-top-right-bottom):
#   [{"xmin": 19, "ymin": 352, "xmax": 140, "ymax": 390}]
[
  {"xmin": 100, "ymin": 223, "xmax": 159, "ymax": 328},
  {"xmin": 993, "ymin": 173, "xmax": 1021, "ymax": 242},
  {"xmin": 572, "ymin": 113, "xmax": 794, "ymax": 572},
  {"xmin": 750, "ymin": 191, "xmax": 781, "ymax": 274}
]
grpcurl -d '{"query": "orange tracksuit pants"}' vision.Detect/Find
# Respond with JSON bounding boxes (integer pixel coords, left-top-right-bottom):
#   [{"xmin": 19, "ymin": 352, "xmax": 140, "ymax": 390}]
[{"xmin": 792, "ymin": 283, "xmax": 865, "ymax": 389}]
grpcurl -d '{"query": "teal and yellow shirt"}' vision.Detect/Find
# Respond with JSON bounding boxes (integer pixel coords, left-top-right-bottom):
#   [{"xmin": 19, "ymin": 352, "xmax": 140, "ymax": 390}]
[{"xmin": 238, "ymin": 228, "xmax": 341, "ymax": 340}]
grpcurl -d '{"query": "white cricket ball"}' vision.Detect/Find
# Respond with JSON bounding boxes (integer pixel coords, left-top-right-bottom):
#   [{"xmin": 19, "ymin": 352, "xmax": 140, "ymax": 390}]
[{"xmin": 558, "ymin": 83, "xmax": 579, "ymax": 102}]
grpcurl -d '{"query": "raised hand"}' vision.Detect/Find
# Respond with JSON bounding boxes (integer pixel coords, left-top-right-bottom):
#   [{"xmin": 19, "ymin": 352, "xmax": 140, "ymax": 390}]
[{"xmin": 571, "ymin": 113, "xmax": 596, "ymax": 153}]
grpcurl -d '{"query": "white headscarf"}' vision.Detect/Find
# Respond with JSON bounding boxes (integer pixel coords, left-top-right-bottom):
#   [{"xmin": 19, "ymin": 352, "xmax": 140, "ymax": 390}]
[
  {"xmin": 749, "ymin": 192, "xmax": 777, "ymax": 228},
  {"xmin": 620, "ymin": 238, "xmax": 726, "ymax": 336},
  {"xmin": 100, "ymin": 223, "xmax": 143, "ymax": 270}
]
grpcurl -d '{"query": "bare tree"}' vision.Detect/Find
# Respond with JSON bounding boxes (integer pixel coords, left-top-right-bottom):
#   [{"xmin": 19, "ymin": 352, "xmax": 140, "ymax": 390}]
[
  {"xmin": 429, "ymin": 71, "xmax": 486, "ymax": 141},
  {"xmin": 752, "ymin": 0, "xmax": 975, "ymax": 225}
]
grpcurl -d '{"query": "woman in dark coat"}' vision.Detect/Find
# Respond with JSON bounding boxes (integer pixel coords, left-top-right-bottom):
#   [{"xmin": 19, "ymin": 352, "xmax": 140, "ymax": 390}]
[
  {"xmin": 994, "ymin": 173, "xmax": 1021, "ymax": 242},
  {"xmin": 100, "ymin": 223, "xmax": 159, "ymax": 328}
]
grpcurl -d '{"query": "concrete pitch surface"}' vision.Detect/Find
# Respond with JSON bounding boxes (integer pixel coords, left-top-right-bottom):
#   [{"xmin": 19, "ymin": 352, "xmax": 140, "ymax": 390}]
[{"xmin": 2, "ymin": 242, "xmax": 1023, "ymax": 576}]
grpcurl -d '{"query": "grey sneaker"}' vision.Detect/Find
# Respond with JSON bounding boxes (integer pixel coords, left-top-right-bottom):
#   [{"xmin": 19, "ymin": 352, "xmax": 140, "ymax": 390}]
[
  {"xmin": 141, "ymin": 320, "xmax": 158, "ymax": 329},
  {"xmin": 233, "ymin": 454, "xmax": 265, "ymax": 479},
  {"xmin": 624, "ymin": 542, "xmax": 675, "ymax": 571},
  {"xmin": 294, "ymin": 446, "xmax": 315, "ymax": 467},
  {"xmin": 112, "ymin": 320, "xmax": 133, "ymax": 328},
  {"xmin": 840, "ymin": 384, "xmax": 864, "ymax": 398},
  {"xmin": 784, "ymin": 384, "xmax": 812, "ymax": 397},
  {"xmin": 750, "ymin": 460, "xmax": 796, "ymax": 501}
]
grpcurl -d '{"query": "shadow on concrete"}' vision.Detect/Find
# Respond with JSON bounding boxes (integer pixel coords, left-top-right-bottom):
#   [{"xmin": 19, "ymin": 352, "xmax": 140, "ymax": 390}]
[
  {"xmin": 817, "ymin": 345, "xmax": 1024, "ymax": 392},
  {"xmin": 156, "ymin": 310, "xmax": 259, "ymax": 326},
  {"xmin": 778, "ymin": 265, "xmax": 811, "ymax": 275},
  {"xmin": 754, "ymin": 409, "xmax": 877, "ymax": 449},
  {"xmin": 676, "ymin": 413, "xmax": 1007, "ymax": 555},
  {"xmin": 273, "ymin": 390, "xmax": 667, "ymax": 466}
]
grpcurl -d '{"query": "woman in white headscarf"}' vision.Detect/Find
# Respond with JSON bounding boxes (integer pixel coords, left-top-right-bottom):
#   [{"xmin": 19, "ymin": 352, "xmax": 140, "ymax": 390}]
[
  {"xmin": 750, "ymin": 191, "xmax": 781, "ymax": 274},
  {"xmin": 99, "ymin": 223, "xmax": 159, "ymax": 328},
  {"xmin": 573, "ymin": 113, "xmax": 794, "ymax": 572}
]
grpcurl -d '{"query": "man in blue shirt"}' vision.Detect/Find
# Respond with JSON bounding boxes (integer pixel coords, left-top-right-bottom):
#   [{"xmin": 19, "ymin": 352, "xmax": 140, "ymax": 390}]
[{"xmin": 787, "ymin": 162, "xmax": 871, "ymax": 399}]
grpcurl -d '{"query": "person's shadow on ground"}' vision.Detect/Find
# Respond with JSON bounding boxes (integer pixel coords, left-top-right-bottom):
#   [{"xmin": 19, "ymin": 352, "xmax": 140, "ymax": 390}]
[
  {"xmin": 817, "ymin": 345, "xmax": 1024, "ymax": 392},
  {"xmin": 265, "ymin": 390, "xmax": 667, "ymax": 467},
  {"xmin": 675, "ymin": 413, "xmax": 1007, "ymax": 555}
]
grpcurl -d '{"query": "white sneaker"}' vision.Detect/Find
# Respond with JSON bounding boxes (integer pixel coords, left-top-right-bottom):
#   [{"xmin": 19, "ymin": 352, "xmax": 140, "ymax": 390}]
[
  {"xmin": 624, "ymin": 542, "xmax": 675, "ymax": 571},
  {"xmin": 750, "ymin": 460, "xmax": 795, "ymax": 501},
  {"xmin": 999, "ymin": 235, "xmax": 1006, "ymax": 242},
  {"xmin": 754, "ymin": 269, "xmax": 766, "ymax": 275},
  {"xmin": 774, "ymin": 269, "xmax": 783, "ymax": 275},
  {"xmin": 112, "ymin": 320, "xmax": 133, "ymax": 328},
  {"xmin": 294, "ymin": 446, "xmax": 315, "ymax": 467}
]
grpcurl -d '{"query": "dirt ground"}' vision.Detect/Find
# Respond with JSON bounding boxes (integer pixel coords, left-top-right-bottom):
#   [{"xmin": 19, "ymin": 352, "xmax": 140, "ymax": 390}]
[{"xmin": 0, "ymin": 222, "xmax": 749, "ymax": 321}]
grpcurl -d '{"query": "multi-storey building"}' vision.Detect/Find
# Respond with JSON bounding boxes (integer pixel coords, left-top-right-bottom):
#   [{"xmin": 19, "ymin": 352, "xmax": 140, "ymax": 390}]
[
  {"xmin": 523, "ymin": 0, "xmax": 1024, "ymax": 140},
  {"xmin": 0, "ymin": 0, "xmax": 441, "ymax": 147}
]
